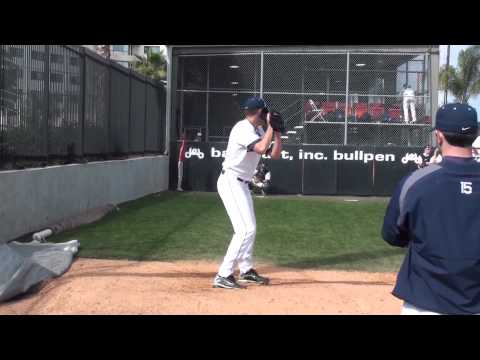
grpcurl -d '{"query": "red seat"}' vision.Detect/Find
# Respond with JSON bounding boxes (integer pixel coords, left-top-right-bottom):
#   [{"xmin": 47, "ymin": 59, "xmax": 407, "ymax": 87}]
[
  {"xmin": 424, "ymin": 116, "xmax": 432, "ymax": 124},
  {"xmin": 335, "ymin": 102, "xmax": 354, "ymax": 117},
  {"xmin": 322, "ymin": 102, "xmax": 336, "ymax": 114},
  {"xmin": 354, "ymin": 102, "xmax": 368, "ymax": 120},
  {"xmin": 369, "ymin": 104, "xmax": 385, "ymax": 119},
  {"xmin": 388, "ymin": 106, "xmax": 401, "ymax": 120}
]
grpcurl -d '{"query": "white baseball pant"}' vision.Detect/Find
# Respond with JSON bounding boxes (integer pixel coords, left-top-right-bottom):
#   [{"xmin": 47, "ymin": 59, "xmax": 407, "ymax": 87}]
[
  {"xmin": 177, "ymin": 161, "xmax": 183, "ymax": 190},
  {"xmin": 401, "ymin": 302, "xmax": 441, "ymax": 315},
  {"xmin": 401, "ymin": 302, "xmax": 480, "ymax": 315},
  {"xmin": 403, "ymin": 99, "xmax": 417, "ymax": 123},
  {"xmin": 217, "ymin": 170, "xmax": 256, "ymax": 278}
]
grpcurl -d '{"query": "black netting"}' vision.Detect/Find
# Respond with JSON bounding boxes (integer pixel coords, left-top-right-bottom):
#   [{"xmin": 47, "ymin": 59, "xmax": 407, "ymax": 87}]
[
  {"xmin": 179, "ymin": 91, "xmax": 207, "ymax": 141},
  {"xmin": 177, "ymin": 56, "xmax": 208, "ymax": 90},
  {"xmin": 207, "ymin": 92, "xmax": 257, "ymax": 142},
  {"xmin": 209, "ymin": 55, "xmax": 260, "ymax": 92}
]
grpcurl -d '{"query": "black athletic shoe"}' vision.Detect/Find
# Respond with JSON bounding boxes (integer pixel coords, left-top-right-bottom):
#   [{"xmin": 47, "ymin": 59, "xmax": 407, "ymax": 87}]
[
  {"xmin": 213, "ymin": 274, "xmax": 243, "ymax": 289},
  {"xmin": 239, "ymin": 269, "xmax": 270, "ymax": 285}
]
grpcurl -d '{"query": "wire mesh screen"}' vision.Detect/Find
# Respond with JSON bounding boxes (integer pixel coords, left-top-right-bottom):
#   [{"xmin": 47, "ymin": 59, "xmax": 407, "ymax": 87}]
[
  {"xmin": 47, "ymin": 45, "xmax": 82, "ymax": 156},
  {"xmin": 346, "ymin": 53, "xmax": 431, "ymax": 146},
  {"xmin": 84, "ymin": 55, "xmax": 109, "ymax": 155},
  {"xmin": 130, "ymin": 76, "xmax": 146, "ymax": 153},
  {"xmin": 262, "ymin": 93, "xmax": 306, "ymax": 144},
  {"xmin": 175, "ymin": 54, "xmax": 260, "ymax": 142},
  {"xmin": 175, "ymin": 55, "xmax": 208, "ymax": 142},
  {"xmin": 179, "ymin": 91, "xmax": 207, "ymax": 141},
  {"xmin": 174, "ymin": 50, "xmax": 433, "ymax": 147},
  {"xmin": 177, "ymin": 56, "xmax": 208, "ymax": 91},
  {"xmin": 109, "ymin": 66, "xmax": 130, "ymax": 154}
]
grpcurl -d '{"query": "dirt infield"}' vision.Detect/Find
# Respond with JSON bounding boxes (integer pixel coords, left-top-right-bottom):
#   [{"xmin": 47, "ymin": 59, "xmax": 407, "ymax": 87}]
[{"xmin": 0, "ymin": 259, "xmax": 402, "ymax": 315}]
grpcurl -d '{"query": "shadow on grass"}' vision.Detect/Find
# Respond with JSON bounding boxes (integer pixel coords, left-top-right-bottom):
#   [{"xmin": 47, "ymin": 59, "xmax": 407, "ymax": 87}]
[
  {"xmin": 133, "ymin": 202, "xmax": 219, "ymax": 261},
  {"xmin": 121, "ymin": 191, "xmax": 184, "ymax": 210},
  {"xmin": 71, "ymin": 193, "xmax": 220, "ymax": 262},
  {"xmin": 273, "ymin": 248, "xmax": 405, "ymax": 270},
  {"xmin": 54, "ymin": 192, "xmax": 188, "ymax": 236}
]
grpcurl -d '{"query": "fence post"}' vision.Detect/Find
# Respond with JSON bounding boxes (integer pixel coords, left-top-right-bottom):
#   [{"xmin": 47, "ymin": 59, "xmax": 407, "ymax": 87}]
[
  {"xmin": 0, "ymin": 46, "xmax": 4, "ymax": 129},
  {"xmin": 159, "ymin": 84, "xmax": 163, "ymax": 154},
  {"xmin": 107, "ymin": 61, "xmax": 112, "ymax": 157},
  {"xmin": 260, "ymin": 51, "xmax": 264, "ymax": 98},
  {"xmin": 128, "ymin": 69, "xmax": 132, "ymax": 155},
  {"xmin": 80, "ymin": 47, "xmax": 86, "ymax": 157},
  {"xmin": 144, "ymin": 78, "xmax": 147, "ymax": 155},
  {"xmin": 344, "ymin": 51, "xmax": 350, "ymax": 146},
  {"xmin": 205, "ymin": 57, "xmax": 210, "ymax": 142},
  {"xmin": 44, "ymin": 45, "xmax": 51, "ymax": 160},
  {"xmin": 0, "ymin": 45, "xmax": 4, "ymax": 162}
]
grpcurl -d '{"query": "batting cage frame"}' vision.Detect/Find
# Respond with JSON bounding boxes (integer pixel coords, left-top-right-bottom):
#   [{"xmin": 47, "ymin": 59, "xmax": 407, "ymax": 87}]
[
  {"xmin": 166, "ymin": 46, "xmax": 440, "ymax": 196},
  {"xmin": 169, "ymin": 46, "xmax": 439, "ymax": 147}
]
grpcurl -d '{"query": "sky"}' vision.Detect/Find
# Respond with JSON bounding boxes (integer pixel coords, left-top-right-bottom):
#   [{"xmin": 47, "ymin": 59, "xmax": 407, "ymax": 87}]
[{"xmin": 439, "ymin": 45, "xmax": 480, "ymax": 111}]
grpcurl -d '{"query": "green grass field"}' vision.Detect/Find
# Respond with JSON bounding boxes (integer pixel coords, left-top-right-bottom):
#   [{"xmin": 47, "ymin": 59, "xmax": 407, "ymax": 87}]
[{"xmin": 51, "ymin": 192, "xmax": 406, "ymax": 272}]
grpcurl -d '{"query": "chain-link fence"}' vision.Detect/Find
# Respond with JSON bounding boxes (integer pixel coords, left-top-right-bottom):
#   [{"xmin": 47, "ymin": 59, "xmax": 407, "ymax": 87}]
[
  {"xmin": 0, "ymin": 45, "xmax": 166, "ymax": 170},
  {"xmin": 174, "ymin": 50, "xmax": 433, "ymax": 146},
  {"xmin": 176, "ymin": 54, "xmax": 260, "ymax": 142}
]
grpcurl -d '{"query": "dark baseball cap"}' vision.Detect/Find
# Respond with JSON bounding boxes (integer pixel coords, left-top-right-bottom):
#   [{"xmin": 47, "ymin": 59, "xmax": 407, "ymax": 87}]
[
  {"xmin": 243, "ymin": 97, "xmax": 267, "ymax": 110},
  {"xmin": 435, "ymin": 103, "xmax": 478, "ymax": 135}
]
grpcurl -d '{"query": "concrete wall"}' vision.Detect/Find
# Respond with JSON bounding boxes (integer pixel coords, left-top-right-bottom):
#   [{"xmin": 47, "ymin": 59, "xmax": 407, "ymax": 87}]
[{"xmin": 0, "ymin": 156, "xmax": 169, "ymax": 243}]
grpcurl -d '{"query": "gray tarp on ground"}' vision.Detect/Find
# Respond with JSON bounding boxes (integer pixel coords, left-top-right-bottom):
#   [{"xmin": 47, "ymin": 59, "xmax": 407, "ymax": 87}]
[{"xmin": 0, "ymin": 240, "xmax": 79, "ymax": 303}]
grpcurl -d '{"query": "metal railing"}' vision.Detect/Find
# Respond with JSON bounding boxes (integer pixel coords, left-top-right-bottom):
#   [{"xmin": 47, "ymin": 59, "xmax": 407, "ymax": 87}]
[{"xmin": 0, "ymin": 45, "xmax": 166, "ymax": 169}]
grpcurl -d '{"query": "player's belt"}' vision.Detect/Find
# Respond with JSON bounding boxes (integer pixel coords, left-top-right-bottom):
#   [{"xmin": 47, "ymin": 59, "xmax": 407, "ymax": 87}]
[{"xmin": 221, "ymin": 169, "xmax": 250, "ymax": 184}]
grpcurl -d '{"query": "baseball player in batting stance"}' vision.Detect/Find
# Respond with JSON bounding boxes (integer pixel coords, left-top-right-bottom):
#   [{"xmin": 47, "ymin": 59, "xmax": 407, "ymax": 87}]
[{"xmin": 213, "ymin": 97, "xmax": 284, "ymax": 289}]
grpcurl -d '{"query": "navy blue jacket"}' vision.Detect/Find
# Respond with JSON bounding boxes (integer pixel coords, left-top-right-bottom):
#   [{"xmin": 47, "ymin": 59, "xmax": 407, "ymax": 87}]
[{"xmin": 382, "ymin": 156, "xmax": 480, "ymax": 314}]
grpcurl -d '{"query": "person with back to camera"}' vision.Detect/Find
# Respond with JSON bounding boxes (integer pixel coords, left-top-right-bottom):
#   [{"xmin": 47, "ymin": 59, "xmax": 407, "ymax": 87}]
[
  {"xmin": 213, "ymin": 97, "xmax": 284, "ymax": 289},
  {"xmin": 382, "ymin": 103, "xmax": 480, "ymax": 315}
]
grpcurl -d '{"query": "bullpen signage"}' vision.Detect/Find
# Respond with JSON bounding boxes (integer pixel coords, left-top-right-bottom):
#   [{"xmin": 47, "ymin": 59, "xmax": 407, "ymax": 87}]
[{"xmin": 170, "ymin": 142, "xmax": 423, "ymax": 196}]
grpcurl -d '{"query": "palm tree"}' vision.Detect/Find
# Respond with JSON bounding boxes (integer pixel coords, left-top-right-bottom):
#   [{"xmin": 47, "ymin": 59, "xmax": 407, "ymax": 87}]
[
  {"xmin": 133, "ymin": 49, "xmax": 166, "ymax": 82},
  {"xmin": 439, "ymin": 45, "xmax": 480, "ymax": 104}
]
